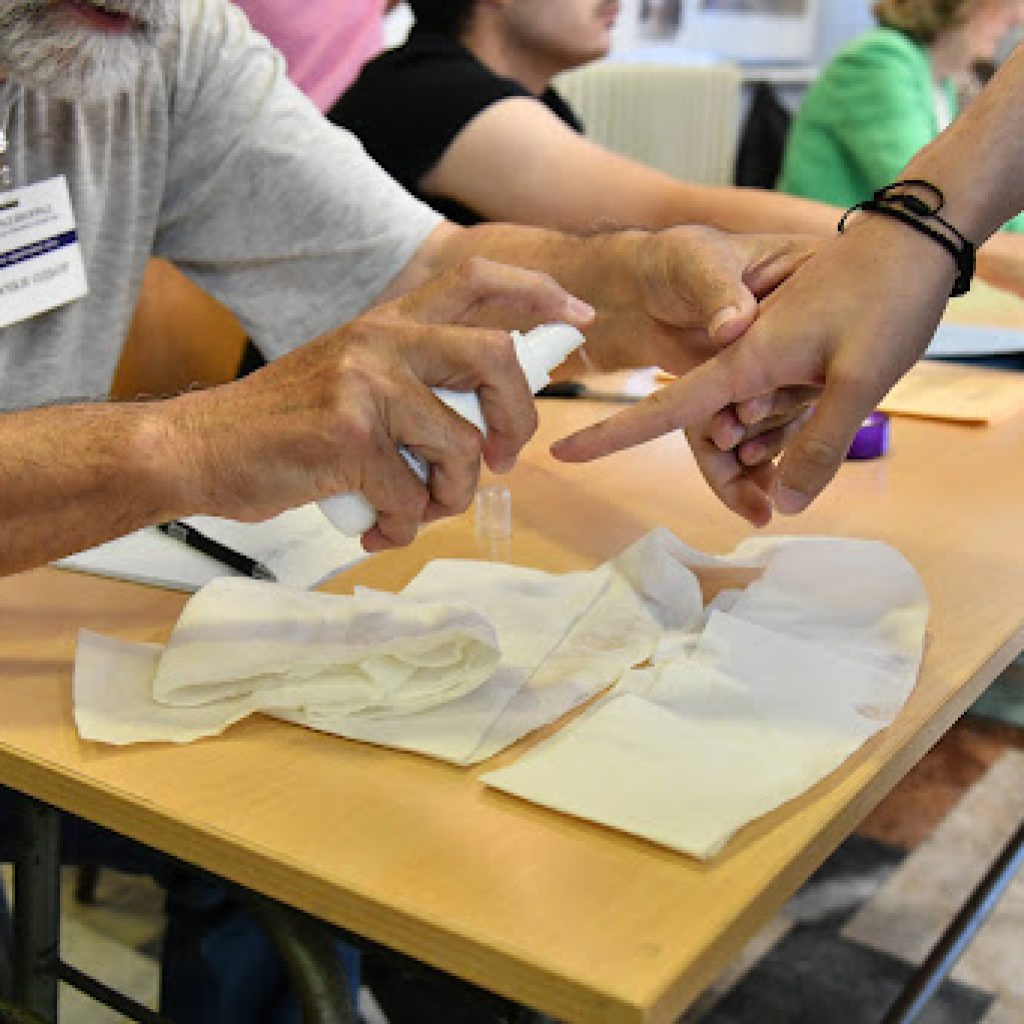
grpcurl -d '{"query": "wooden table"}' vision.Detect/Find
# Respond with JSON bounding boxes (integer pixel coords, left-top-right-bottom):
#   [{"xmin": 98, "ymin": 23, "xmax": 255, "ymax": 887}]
[{"xmin": 3, "ymin": 390, "xmax": 1024, "ymax": 1024}]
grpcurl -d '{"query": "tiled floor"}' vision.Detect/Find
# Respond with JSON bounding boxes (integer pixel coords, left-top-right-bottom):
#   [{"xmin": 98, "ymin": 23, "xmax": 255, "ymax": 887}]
[
  {"xmin": 10, "ymin": 698, "xmax": 1024, "ymax": 1023},
  {"xmin": 688, "ymin": 744, "xmax": 1024, "ymax": 1023}
]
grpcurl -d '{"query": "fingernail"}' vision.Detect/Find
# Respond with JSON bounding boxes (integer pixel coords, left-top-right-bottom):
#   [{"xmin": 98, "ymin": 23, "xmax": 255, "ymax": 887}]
[
  {"xmin": 709, "ymin": 306, "xmax": 740, "ymax": 339},
  {"xmin": 492, "ymin": 454, "xmax": 516, "ymax": 474},
  {"xmin": 773, "ymin": 484, "xmax": 809, "ymax": 515},
  {"xmin": 740, "ymin": 395, "xmax": 771, "ymax": 424},
  {"xmin": 714, "ymin": 422, "xmax": 743, "ymax": 450},
  {"xmin": 566, "ymin": 296, "xmax": 596, "ymax": 322}
]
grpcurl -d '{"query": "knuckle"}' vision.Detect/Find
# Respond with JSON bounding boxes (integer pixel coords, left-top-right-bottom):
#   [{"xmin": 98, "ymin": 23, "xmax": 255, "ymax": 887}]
[
  {"xmin": 479, "ymin": 329, "xmax": 519, "ymax": 372},
  {"xmin": 795, "ymin": 433, "xmax": 843, "ymax": 472},
  {"xmin": 520, "ymin": 402, "xmax": 539, "ymax": 438},
  {"xmin": 458, "ymin": 255, "xmax": 496, "ymax": 291},
  {"xmin": 448, "ymin": 420, "xmax": 485, "ymax": 462},
  {"xmin": 332, "ymin": 403, "xmax": 375, "ymax": 451},
  {"xmin": 830, "ymin": 364, "xmax": 877, "ymax": 400}
]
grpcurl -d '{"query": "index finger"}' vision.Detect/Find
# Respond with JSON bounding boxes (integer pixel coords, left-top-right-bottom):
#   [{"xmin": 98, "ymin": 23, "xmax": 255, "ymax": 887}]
[{"xmin": 549, "ymin": 344, "xmax": 754, "ymax": 462}]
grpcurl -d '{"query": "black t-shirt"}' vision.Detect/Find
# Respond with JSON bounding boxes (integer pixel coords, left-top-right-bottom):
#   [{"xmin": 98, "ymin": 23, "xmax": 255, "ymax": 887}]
[{"xmin": 331, "ymin": 28, "xmax": 584, "ymax": 226}]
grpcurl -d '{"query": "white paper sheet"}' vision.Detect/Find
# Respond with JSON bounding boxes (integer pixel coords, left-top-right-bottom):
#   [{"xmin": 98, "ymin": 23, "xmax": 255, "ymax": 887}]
[
  {"xmin": 56, "ymin": 504, "xmax": 366, "ymax": 591},
  {"xmin": 483, "ymin": 537, "xmax": 929, "ymax": 860}
]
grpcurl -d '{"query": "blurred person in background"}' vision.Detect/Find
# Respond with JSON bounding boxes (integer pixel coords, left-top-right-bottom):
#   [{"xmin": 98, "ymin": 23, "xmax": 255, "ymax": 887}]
[
  {"xmin": 332, "ymin": 0, "xmax": 840, "ymax": 234},
  {"xmin": 780, "ymin": 0, "xmax": 1024, "ymax": 229},
  {"xmin": 333, "ymin": 0, "xmax": 1024, "ymax": 295},
  {"xmin": 237, "ymin": 0, "xmax": 401, "ymax": 112}
]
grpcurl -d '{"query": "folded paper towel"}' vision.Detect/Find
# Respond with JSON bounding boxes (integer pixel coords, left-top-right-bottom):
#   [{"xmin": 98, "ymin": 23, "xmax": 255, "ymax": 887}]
[{"xmin": 74, "ymin": 580, "xmax": 501, "ymax": 745}]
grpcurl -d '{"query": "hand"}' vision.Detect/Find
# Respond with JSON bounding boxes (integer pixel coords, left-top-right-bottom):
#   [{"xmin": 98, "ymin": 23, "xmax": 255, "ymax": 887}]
[
  {"xmin": 580, "ymin": 226, "xmax": 819, "ymax": 373},
  {"xmin": 552, "ymin": 216, "xmax": 955, "ymax": 517},
  {"xmin": 685, "ymin": 389, "xmax": 817, "ymax": 525},
  {"xmin": 160, "ymin": 258, "xmax": 594, "ymax": 549}
]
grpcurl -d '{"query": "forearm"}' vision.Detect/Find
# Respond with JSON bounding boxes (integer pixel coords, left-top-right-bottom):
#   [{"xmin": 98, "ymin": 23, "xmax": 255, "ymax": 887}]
[
  {"xmin": 0, "ymin": 400, "xmax": 189, "ymax": 575},
  {"xmin": 902, "ymin": 46, "xmax": 1024, "ymax": 244},
  {"xmin": 649, "ymin": 181, "xmax": 840, "ymax": 236},
  {"xmin": 391, "ymin": 221, "xmax": 649, "ymax": 370}
]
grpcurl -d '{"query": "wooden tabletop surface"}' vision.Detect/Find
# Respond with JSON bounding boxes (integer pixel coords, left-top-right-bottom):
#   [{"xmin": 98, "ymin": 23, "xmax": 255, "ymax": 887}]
[{"xmin": 2, "ymin": 390, "xmax": 1024, "ymax": 1023}]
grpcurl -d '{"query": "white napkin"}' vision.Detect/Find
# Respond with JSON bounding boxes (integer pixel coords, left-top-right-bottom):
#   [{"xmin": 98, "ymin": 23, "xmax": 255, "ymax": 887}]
[
  {"xmin": 70, "ymin": 537, "xmax": 674, "ymax": 762},
  {"xmin": 73, "ymin": 578, "xmax": 501, "ymax": 745},
  {"xmin": 482, "ymin": 537, "xmax": 929, "ymax": 860},
  {"xmin": 294, "ymin": 561, "xmax": 617, "ymax": 763},
  {"xmin": 381, "ymin": 554, "xmax": 663, "ymax": 763}
]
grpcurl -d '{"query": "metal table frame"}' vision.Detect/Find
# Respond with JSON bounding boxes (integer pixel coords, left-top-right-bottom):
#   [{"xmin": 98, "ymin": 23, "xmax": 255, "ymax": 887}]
[{"xmin": 7, "ymin": 793, "xmax": 557, "ymax": 1024}]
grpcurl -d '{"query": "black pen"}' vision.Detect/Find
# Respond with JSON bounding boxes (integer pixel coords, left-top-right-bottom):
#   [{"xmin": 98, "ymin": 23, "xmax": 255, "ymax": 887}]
[
  {"xmin": 538, "ymin": 380, "xmax": 643, "ymax": 403},
  {"xmin": 157, "ymin": 520, "xmax": 277, "ymax": 582}
]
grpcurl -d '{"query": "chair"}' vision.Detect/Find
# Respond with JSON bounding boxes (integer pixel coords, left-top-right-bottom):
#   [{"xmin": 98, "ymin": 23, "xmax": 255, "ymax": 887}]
[
  {"xmin": 110, "ymin": 258, "xmax": 247, "ymax": 401},
  {"xmin": 554, "ymin": 61, "xmax": 742, "ymax": 187},
  {"xmin": 733, "ymin": 80, "xmax": 792, "ymax": 188}
]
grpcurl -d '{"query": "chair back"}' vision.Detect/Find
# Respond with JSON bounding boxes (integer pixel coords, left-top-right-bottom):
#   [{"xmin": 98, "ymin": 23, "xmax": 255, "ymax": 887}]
[{"xmin": 555, "ymin": 61, "xmax": 741, "ymax": 186}]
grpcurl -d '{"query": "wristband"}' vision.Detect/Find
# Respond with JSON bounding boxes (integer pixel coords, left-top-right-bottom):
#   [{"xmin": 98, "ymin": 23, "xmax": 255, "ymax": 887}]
[{"xmin": 839, "ymin": 179, "xmax": 975, "ymax": 297}]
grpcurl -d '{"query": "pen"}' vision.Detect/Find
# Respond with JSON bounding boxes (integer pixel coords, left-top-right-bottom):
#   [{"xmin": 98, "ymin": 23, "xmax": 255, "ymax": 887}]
[
  {"xmin": 157, "ymin": 520, "xmax": 277, "ymax": 582},
  {"xmin": 538, "ymin": 380, "xmax": 643, "ymax": 403}
]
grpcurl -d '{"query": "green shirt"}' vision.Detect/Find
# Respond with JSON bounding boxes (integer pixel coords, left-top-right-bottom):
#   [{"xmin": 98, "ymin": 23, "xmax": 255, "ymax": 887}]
[{"xmin": 778, "ymin": 27, "xmax": 1024, "ymax": 233}]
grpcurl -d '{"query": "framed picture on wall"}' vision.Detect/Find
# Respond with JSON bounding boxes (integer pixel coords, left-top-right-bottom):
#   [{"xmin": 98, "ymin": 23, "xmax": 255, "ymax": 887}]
[
  {"xmin": 614, "ymin": 0, "xmax": 819, "ymax": 64},
  {"xmin": 692, "ymin": 0, "xmax": 818, "ymax": 62}
]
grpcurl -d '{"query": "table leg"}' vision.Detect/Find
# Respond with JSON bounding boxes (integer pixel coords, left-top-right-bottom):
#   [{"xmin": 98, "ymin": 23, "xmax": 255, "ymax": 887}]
[
  {"xmin": 882, "ymin": 817, "xmax": 1024, "ymax": 1024},
  {"xmin": 512, "ymin": 1010, "xmax": 559, "ymax": 1023},
  {"xmin": 243, "ymin": 891, "xmax": 358, "ymax": 1024},
  {"xmin": 11, "ymin": 795, "xmax": 60, "ymax": 1024}
]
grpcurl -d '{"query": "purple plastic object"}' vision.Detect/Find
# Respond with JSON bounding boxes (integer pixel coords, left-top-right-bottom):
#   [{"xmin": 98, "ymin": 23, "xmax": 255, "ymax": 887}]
[{"xmin": 846, "ymin": 411, "xmax": 890, "ymax": 460}]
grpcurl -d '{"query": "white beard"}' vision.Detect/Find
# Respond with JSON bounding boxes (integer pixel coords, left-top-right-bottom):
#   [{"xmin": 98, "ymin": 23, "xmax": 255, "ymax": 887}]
[{"xmin": 0, "ymin": 0, "xmax": 176, "ymax": 100}]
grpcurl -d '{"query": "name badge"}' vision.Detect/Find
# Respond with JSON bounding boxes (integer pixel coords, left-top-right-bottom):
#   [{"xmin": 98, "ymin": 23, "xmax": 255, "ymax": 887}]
[{"xmin": 0, "ymin": 175, "xmax": 88, "ymax": 329}]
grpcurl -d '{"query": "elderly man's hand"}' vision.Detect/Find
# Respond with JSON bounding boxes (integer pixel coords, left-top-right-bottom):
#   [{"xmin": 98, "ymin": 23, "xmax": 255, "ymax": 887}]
[
  {"xmin": 578, "ymin": 226, "xmax": 819, "ymax": 374},
  {"xmin": 158, "ymin": 258, "xmax": 593, "ymax": 550}
]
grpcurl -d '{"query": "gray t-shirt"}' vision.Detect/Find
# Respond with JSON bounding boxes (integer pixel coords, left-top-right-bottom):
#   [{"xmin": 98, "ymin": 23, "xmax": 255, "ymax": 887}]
[{"xmin": 0, "ymin": 0, "xmax": 442, "ymax": 410}]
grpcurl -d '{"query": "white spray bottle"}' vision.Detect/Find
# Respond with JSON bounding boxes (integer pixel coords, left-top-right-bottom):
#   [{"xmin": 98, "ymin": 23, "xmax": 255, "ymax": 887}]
[{"xmin": 319, "ymin": 322, "xmax": 585, "ymax": 536}]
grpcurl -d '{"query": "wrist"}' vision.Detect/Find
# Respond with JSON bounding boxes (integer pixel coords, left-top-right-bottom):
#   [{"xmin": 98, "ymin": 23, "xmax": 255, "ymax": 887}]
[
  {"xmin": 839, "ymin": 180, "xmax": 975, "ymax": 296},
  {"xmin": 128, "ymin": 395, "xmax": 210, "ymax": 521},
  {"xmin": 839, "ymin": 213, "xmax": 958, "ymax": 297}
]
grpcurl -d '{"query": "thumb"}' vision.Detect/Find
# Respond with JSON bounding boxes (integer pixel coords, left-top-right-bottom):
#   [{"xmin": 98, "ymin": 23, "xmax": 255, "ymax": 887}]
[
  {"xmin": 771, "ymin": 378, "xmax": 877, "ymax": 515},
  {"xmin": 709, "ymin": 299, "xmax": 758, "ymax": 346},
  {"xmin": 675, "ymin": 250, "xmax": 758, "ymax": 346}
]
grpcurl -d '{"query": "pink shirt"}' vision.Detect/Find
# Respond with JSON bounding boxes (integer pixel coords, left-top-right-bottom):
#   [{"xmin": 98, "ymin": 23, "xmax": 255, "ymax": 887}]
[{"xmin": 236, "ymin": 0, "xmax": 387, "ymax": 112}]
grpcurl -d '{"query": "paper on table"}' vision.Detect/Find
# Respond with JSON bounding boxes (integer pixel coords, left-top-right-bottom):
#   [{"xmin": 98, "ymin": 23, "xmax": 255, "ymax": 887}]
[
  {"xmin": 483, "ymin": 537, "xmax": 929, "ymax": 860},
  {"xmin": 384, "ymin": 552, "xmax": 663, "ymax": 763},
  {"xmin": 56, "ymin": 504, "xmax": 367, "ymax": 591},
  {"xmin": 73, "ymin": 581, "xmax": 502, "ymax": 746},
  {"xmin": 927, "ymin": 280, "xmax": 1024, "ymax": 358},
  {"xmin": 877, "ymin": 359, "xmax": 1024, "ymax": 424},
  {"xmin": 296, "ymin": 561, "xmax": 618, "ymax": 763},
  {"xmin": 69, "ymin": 532, "xmax": 679, "ymax": 762}
]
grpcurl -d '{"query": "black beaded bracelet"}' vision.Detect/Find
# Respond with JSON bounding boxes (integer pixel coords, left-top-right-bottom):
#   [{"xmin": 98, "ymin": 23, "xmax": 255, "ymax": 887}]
[{"xmin": 838, "ymin": 179, "xmax": 976, "ymax": 297}]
